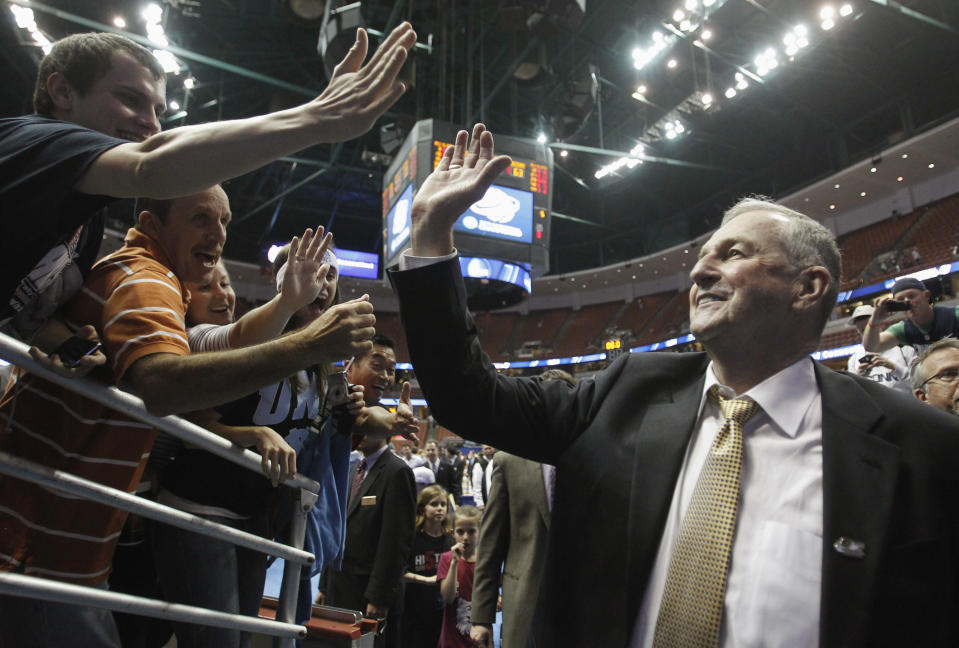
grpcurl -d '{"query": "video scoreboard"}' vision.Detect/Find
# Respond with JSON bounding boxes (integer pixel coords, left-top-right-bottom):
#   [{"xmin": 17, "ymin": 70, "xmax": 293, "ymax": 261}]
[{"xmin": 382, "ymin": 120, "xmax": 553, "ymax": 309}]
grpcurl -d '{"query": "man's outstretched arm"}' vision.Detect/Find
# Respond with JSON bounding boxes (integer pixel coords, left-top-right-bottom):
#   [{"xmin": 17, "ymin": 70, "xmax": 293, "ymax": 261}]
[{"xmin": 76, "ymin": 25, "xmax": 416, "ymax": 200}]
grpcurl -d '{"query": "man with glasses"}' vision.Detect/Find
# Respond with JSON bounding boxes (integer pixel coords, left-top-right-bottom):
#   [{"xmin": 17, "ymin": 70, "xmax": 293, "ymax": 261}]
[{"xmin": 911, "ymin": 338, "xmax": 959, "ymax": 414}]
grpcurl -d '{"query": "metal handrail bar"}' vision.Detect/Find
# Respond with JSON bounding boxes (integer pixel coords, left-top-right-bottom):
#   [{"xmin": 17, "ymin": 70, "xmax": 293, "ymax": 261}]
[
  {"xmin": 0, "ymin": 450, "xmax": 313, "ymax": 566},
  {"xmin": 0, "ymin": 333, "xmax": 319, "ymax": 493},
  {"xmin": 0, "ymin": 573, "xmax": 307, "ymax": 640}
]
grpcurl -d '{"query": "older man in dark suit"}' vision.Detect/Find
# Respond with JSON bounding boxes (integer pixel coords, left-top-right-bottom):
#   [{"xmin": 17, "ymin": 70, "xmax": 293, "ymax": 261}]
[{"xmin": 389, "ymin": 124, "xmax": 959, "ymax": 648}]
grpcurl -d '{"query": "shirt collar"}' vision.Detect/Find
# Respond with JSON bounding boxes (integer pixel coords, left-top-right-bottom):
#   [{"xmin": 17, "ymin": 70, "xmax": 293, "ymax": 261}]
[
  {"xmin": 362, "ymin": 443, "xmax": 389, "ymax": 470},
  {"xmin": 701, "ymin": 357, "xmax": 819, "ymax": 439}
]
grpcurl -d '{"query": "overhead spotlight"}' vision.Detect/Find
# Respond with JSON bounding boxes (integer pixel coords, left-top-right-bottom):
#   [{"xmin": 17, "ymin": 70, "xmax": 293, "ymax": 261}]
[
  {"xmin": 735, "ymin": 72, "xmax": 749, "ymax": 90},
  {"xmin": 685, "ymin": 0, "xmax": 699, "ymax": 10},
  {"xmin": 820, "ymin": 5, "xmax": 835, "ymax": 19},
  {"xmin": 839, "ymin": 3, "xmax": 853, "ymax": 16},
  {"xmin": 928, "ymin": 163, "xmax": 935, "ymax": 169},
  {"xmin": 701, "ymin": 28, "xmax": 712, "ymax": 40},
  {"xmin": 821, "ymin": 18, "xmax": 835, "ymax": 30},
  {"xmin": 652, "ymin": 31, "xmax": 664, "ymax": 42},
  {"xmin": 724, "ymin": 87, "xmax": 736, "ymax": 98},
  {"xmin": 183, "ymin": 77, "xmax": 195, "ymax": 89},
  {"xmin": 560, "ymin": 150, "xmax": 569, "ymax": 157},
  {"xmin": 667, "ymin": 58, "xmax": 678, "ymax": 69},
  {"xmin": 901, "ymin": 153, "xmax": 908, "ymax": 159},
  {"xmin": 834, "ymin": 183, "xmax": 840, "ymax": 188},
  {"xmin": 701, "ymin": 93, "xmax": 713, "ymax": 106},
  {"xmin": 537, "ymin": 132, "xmax": 547, "ymax": 144},
  {"xmin": 672, "ymin": 9, "xmax": 685, "ymax": 22},
  {"xmin": 703, "ymin": 0, "xmax": 715, "ymax": 6},
  {"xmin": 897, "ymin": 176, "xmax": 904, "ymax": 182},
  {"xmin": 637, "ymin": 84, "xmax": 647, "ymax": 94},
  {"xmin": 829, "ymin": 204, "xmax": 836, "ymax": 210},
  {"xmin": 860, "ymin": 191, "xmax": 866, "ymax": 197},
  {"xmin": 113, "ymin": 16, "xmax": 127, "ymax": 28},
  {"xmin": 679, "ymin": 20, "xmax": 692, "ymax": 31},
  {"xmin": 870, "ymin": 167, "xmax": 877, "ymax": 173}
]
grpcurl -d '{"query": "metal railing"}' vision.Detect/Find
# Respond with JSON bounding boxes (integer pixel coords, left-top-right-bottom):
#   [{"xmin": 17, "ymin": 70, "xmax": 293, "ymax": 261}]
[{"xmin": 0, "ymin": 332, "xmax": 320, "ymax": 646}]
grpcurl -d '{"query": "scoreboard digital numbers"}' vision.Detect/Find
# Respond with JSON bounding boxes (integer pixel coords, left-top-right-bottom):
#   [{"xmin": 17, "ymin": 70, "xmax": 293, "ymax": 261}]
[
  {"xmin": 384, "ymin": 120, "xmax": 553, "ymax": 309},
  {"xmin": 431, "ymin": 141, "xmax": 549, "ymax": 195}
]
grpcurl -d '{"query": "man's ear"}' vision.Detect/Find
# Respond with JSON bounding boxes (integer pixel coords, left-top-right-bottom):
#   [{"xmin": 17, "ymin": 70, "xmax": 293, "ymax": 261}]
[
  {"xmin": 46, "ymin": 72, "xmax": 76, "ymax": 115},
  {"xmin": 914, "ymin": 388, "xmax": 928, "ymax": 403},
  {"xmin": 137, "ymin": 210, "xmax": 161, "ymax": 238},
  {"xmin": 793, "ymin": 266, "xmax": 831, "ymax": 313}
]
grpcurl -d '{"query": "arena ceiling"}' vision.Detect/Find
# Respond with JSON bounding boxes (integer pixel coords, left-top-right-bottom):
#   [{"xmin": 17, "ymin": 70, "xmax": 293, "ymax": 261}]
[{"xmin": 2, "ymin": 0, "xmax": 958, "ymax": 278}]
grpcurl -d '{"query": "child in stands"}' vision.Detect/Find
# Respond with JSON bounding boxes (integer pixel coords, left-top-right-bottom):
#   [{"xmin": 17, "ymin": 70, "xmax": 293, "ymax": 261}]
[
  {"xmin": 402, "ymin": 485, "xmax": 454, "ymax": 647},
  {"xmin": 437, "ymin": 505, "xmax": 482, "ymax": 648}
]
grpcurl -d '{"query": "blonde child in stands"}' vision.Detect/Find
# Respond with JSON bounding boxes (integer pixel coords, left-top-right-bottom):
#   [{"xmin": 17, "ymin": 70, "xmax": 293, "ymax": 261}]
[
  {"xmin": 437, "ymin": 505, "xmax": 482, "ymax": 648},
  {"xmin": 402, "ymin": 485, "xmax": 454, "ymax": 647}
]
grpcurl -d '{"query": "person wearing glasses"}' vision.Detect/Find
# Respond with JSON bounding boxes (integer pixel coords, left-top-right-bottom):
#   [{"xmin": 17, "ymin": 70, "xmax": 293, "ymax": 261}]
[{"xmin": 911, "ymin": 338, "xmax": 959, "ymax": 415}]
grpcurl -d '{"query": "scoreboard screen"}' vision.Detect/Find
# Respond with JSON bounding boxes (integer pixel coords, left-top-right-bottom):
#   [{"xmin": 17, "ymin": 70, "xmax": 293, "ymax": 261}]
[
  {"xmin": 382, "ymin": 119, "xmax": 553, "ymax": 308},
  {"xmin": 453, "ymin": 184, "xmax": 534, "ymax": 244}
]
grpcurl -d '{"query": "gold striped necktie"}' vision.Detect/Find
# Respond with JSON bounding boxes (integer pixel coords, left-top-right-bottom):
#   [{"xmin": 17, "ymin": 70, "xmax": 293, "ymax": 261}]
[{"xmin": 653, "ymin": 385, "xmax": 760, "ymax": 648}]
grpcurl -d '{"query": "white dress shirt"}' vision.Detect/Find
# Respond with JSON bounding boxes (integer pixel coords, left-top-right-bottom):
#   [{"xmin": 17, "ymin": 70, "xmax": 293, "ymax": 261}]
[{"xmin": 632, "ymin": 358, "xmax": 824, "ymax": 648}]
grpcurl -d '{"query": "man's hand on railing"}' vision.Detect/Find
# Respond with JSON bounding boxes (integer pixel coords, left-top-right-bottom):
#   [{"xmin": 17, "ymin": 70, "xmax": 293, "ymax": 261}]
[{"xmin": 27, "ymin": 324, "xmax": 106, "ymax": 379}]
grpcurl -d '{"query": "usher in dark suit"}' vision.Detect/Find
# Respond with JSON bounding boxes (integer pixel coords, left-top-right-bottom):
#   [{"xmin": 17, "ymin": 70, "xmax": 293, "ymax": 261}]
[
  {"xmin": 391, "ymin": 257, "xmax": 959, "ymax": 648},
  {"xmin": 326, "ymin": 448, "xmax": 415, "ymax": 645}
]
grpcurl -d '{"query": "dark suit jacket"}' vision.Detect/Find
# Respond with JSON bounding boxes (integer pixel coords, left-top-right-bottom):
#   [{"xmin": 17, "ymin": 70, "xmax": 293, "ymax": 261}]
[
  {"xmin": 391, "ymin": 257, "xmax": 959, "ymax": 648},
  {"xmin": 472, "ymin": 451, "xmax": 551, "ymax": 648},
  {"xmin": 337, "ymin": 449, "xmax": 416, "ymax": 608},
  {"xmin": 433, "ymin": 457, "xmax": 457, "ymax": 497}
]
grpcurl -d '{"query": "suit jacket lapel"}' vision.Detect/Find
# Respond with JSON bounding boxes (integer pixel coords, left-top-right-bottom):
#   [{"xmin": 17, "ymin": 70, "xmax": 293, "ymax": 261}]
[
  {"xmin": 625, "ymin": 368, "xmax": 706, "ymax": 615},
  {"xmin": 816, "ymin": 365, "xmax": 900, "ymax": 648}
]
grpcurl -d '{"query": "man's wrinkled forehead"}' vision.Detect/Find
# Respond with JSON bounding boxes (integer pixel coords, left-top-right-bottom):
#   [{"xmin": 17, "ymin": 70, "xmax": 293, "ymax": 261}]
[{"xmin": 698, "ymin": 211, "xmax": 787, "ymax": 260}]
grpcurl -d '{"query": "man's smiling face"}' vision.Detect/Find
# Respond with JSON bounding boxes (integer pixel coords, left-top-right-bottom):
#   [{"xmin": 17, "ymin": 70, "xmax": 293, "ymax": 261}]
[
  {"xmin": 347, "ymin": 344, "xmax": 396, "ymax": 405},
  {"xmin": 143, "ymin": 186, "xmax": 230, "ymax": 285},
  {"xmin": 688, "ymin": 210, "xmax": 799, "ymax": 349}
]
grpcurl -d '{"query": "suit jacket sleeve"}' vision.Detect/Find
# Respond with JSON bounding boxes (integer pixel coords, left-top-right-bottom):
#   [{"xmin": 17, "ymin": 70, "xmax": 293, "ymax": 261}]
[
  {"xmin": 390, "ymin": 258, "xmax": 631, "ymax": 465},
  {"xmin": 364, "ymin": 459, "xmax": 416, "ymax": 607},
  {"xmin": 472, "ymin": 454, "xmax": 510, "ymax": 625}
]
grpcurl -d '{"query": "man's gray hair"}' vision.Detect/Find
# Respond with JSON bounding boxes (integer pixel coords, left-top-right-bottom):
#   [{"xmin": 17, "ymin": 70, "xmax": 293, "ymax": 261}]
[
  {"xmin": 910, "ymin": 337, "xmax": 959, "ymax": 392},
  {"xmin": 722, "ymin": 196, "xmax": 842, "ymax": 333}
]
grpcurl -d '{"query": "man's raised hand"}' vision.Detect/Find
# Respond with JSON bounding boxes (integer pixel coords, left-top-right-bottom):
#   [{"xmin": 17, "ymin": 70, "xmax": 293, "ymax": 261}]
[
  {"xmin": 311, "ymin": 23, "xmax": 417, "ymax": 143},
  {"xmin": 410, "ymin": 123, "xmax": 512, "ymax": 257}
]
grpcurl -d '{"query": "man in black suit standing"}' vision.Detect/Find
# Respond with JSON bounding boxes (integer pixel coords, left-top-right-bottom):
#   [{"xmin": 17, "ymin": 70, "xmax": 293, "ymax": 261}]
[
  {"xmin": 323, "ymin": 335, "xmax": 416, "ymax": 647},
  {"xmin": 389, "ymin": 124, "xmax": 959, "ymax": 647}
]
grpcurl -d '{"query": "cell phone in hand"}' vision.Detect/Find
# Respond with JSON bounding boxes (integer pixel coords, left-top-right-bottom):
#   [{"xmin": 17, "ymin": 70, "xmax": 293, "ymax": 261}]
[
  {"xmin": 886, "ymin": 300, "xmax": 911, "ymax": 312},
  {"xmin": 52, "ymin": 336, "xmax": 101, "ymax": 368}
]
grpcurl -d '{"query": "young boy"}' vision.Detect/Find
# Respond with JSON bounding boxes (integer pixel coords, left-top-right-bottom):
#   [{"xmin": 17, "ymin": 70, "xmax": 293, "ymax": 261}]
[{"xmin": 437, "ymin": 505, "xmax": 482, "ymax": 647}]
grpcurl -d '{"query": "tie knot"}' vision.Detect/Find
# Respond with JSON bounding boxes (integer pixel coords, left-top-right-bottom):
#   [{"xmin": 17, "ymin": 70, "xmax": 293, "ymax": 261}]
[{"xmin": 709, "ymin": 385, "xmax": 760, "ymax": 425}]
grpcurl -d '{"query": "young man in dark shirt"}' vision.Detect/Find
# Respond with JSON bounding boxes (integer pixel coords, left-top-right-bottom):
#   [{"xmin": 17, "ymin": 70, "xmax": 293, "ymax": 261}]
[{"xmin": 2, "ymin": 23, "xmax": 416, "ymax": 368}]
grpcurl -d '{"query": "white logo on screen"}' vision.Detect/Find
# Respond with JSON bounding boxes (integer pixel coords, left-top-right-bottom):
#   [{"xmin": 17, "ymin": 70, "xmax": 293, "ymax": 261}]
[{"xmin": 469, "ymin": 187, "xmax": 520, "ymax": 224}]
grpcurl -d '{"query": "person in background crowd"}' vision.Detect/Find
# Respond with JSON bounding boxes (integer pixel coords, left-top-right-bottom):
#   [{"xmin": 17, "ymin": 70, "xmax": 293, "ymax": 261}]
[
  {"xmin": 470, "ymin": 368, "xmax": 576, "ymax": 648},
  {"xmin": 402, "ymin": 485, "xmax": 454, "ymax": 647},
  {"xmin": 864, "ymin": 277, "xmax": 959, "ymax": 353},
  {"xmin": 322, "ymin": 335, "xmax": 417, "ymax": 647},
  {"xmin": 845, "ymin": 304, "xmax": 916, "ymax": 394},
  {"xmin": 437, "ymin": 506, "xmax": 482, "ymax": 648},
  {"xmin": 470, "ymin": 445, "xmax": 495, "ymax": 509},
  {"xmin": 911, "ymin": 338, "xmax": 959, "ymax": 415}
]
